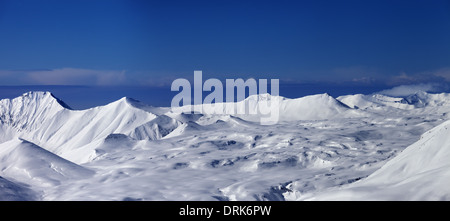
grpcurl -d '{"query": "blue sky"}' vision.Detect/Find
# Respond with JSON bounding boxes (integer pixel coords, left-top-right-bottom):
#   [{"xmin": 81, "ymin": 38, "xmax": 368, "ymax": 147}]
[{"xmin": 0, "ymin": 0, "xmax": 450, "ymax": 87}]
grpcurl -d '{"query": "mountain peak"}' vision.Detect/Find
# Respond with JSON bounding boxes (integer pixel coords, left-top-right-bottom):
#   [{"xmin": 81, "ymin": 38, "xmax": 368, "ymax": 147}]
[
  {"xmin": 21, "ymin": 91, "xmax": 52, "ymax": 101},
  {"xmin": 0, "ymin": 91, "xmax": 72, "ymax": 130},
  {"xmin": 109, "ymin": 97, "xmax": 143, "ymax": 110},
  {"xmin": 20, "ymin": 91, "xmax": 72, "ymax": 110}
]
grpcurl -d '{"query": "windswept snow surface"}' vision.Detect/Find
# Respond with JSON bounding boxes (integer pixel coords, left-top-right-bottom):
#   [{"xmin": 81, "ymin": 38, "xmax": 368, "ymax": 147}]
[
  {"xmin": 298, "ymin": 119, "xmax": 450, "ymax": 201},
  {"xmin": 1, "ymin": 91, "xmax": 450, "ymax": 200}
]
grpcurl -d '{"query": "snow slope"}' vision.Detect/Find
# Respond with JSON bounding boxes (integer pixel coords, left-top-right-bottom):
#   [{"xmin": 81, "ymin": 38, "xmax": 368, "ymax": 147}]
[
  {"xmin": 300, "ymin": 119, "xmax": 450, "ymax": 200},
  {"xmin": 172, "ymin": 93, "xmax": 361, "ymax": 122},
  {"xmin": 0, "ymin": 138, "xmax": 94, "ymax": 187},
  {"xmin": 0, "ymin": 91, "xmax": 69, "ymax": 133},
  {"xmin": 403, "ymin": 91, "xmax": 450, "ymax": 108},
  {"xmin": 0, "ymin": 92, "xmax": 183, "ymax": 163},
  {"xmin": 337, "ymin": 91, "xmax": 450, "ymax": 110},
  {"xmin": 0, "ymin": 176, "xmax": 38, "ymax": 201},
  {"xmin": 276, "ymin": 93, "xmax": 355, "ymax": 120},
  {"xmin": 337, "ymin": 93, "xmax": 414, "ymax": 110}
]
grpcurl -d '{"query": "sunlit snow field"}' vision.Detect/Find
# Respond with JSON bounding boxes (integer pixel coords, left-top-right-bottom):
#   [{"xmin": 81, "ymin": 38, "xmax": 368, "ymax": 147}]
[{"xmin": 1, "ymin": 90, "xmax": 450, "ymax": 200}]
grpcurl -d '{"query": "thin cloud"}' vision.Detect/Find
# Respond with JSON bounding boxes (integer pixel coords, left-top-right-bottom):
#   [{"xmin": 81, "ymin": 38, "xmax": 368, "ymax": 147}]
[
  {"xmin": 387, "ymin": 68, "xmax": 450, "ymax": 86},
  {"xmin": 432, "ymin": 68, "xmax": 450, "ymax": 82},
  {"xmin": 0, "ymin": 68, "xmax": 128, "ymax": 86},
  {"xmin": 378, "ymin": 83, "xmax": 449, "ymax": 97},
  {"xmin": 25, "ymin": 68, "xmax": 127, "ymax": 85}
]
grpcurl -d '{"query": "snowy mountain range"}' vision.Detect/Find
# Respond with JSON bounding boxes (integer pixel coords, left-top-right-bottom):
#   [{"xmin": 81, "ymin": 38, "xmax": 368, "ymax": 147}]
[{"xmin": 1, "ymin": 90, "xmax": 450, "ymax": 200}]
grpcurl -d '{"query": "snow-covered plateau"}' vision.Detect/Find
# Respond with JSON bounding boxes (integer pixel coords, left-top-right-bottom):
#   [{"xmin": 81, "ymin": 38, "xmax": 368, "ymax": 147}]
[{"xmin": 1, "ymin": 90, "xmax": 450, "ymax": 200}]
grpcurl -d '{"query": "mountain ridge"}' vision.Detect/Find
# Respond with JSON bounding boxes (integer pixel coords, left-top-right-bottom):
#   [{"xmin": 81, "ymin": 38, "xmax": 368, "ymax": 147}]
[
  {"xmin": 2, "ymin": 90, "xmax": 450, "ymax": 200},
  {"xmin": 0, "ymin": 91, "xmax": 181, "ymax": 163}
]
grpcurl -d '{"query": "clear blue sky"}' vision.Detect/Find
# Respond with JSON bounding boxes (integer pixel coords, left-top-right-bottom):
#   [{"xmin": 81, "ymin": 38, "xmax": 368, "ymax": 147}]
[{"xmin": 1, "ymin": 0, "xmax": 450, "ymax": 86}]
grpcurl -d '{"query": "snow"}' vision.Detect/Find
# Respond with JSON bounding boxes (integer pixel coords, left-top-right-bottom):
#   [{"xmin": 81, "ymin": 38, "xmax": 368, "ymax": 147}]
[
  {"xmin": 300, "ymin": 119, "xmax": 450, "ymax": 200},
  {"xmin": 172, "ymin": 93, "xmax": 364, "ymax": 123},
  {"xmin": 337, "ymin": 93, "xmax": 414, "ymax": 110},
  {"xmin": 0, "ymin": 138, "xmax": 93, "ymax": 195},
  {"xmin": 0, "ymin": 176, "xmax": 38, "ymax": 201},
  {"xmin": 0, "ymin": 92, "xmax": 174, "ymax": 163},
  {"xmin": 1, "ymin": 90, "xmax": 450, "ymax": 200}
]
